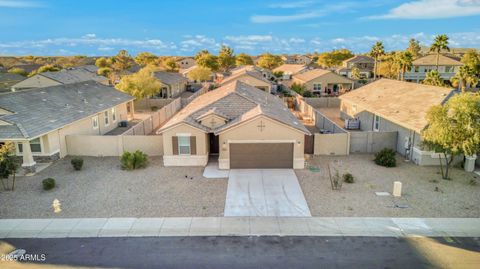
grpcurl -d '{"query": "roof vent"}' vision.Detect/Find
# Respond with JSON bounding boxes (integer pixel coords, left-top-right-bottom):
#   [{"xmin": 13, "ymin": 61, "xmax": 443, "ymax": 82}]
[
  {"xmin": 83, "ymin": 99, "xmax": 88, "ymax": 103},
  {"xmin": 65, "ymin": 104, "xmax": 70, "ymax": 108},
  {"xmin": 42, "ymin": 99, "xmax": 47, "ymax": 102}
]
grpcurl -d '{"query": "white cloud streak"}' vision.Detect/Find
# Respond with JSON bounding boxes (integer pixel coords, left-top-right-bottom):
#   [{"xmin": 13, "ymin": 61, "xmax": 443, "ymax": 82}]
[
  {"xmin": 367, "ymin": 0, "xmax": 480, "ymax": 19},
  {"xmin": 0, "ymin": 0, "xmax": 42, "ymax": 8}
]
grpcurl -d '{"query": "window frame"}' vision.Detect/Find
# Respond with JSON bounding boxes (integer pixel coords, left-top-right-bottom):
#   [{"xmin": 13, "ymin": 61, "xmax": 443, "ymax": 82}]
[
  {"xmin": 111, "ymin": 107, "xmax": 116, "ymax": 122},
  {"xmin": 104, "ymin": 111, "xmax": 109, "ymax": 126},
  {"xmin": 313, "ymin": 83, "xmax": 322, "ymax": 92},
  {"xmin": 92, "ymin": 115, "xmax": 99, "ymax": 129},
  {"xmin": 373, "ymin": 114, "xmax": 380, "ymax": 132},
  {"xmin": 17, "ymin": 137, "xmax": 42, "ymax": 154},
  {"xmin": 177, "ymin": 135, "xmax": 191, "ymax": 155}
]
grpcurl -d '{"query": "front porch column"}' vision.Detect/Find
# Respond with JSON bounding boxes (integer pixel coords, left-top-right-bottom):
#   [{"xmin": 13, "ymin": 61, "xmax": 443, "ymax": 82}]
[{"xmin": 21, "ymin": 141, "xmax": 36, "ymax": 173}]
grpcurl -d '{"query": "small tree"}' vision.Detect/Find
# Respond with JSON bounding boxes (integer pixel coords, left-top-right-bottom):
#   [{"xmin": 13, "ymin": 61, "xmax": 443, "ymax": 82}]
[
  {"xmin": 429, "ymin": 34, "xmax": 450, "ymax": 71},
  {"xmin": 369, "ymin": 41, "xmax": 385, "ymax": 79},
  {"xmin": 115, "ymin": 66, "xmax": 162, "ymax": 106},
  {"xmin": 187, "ymin": 66, "xmax": 212, "ymax": 82},
  {"xmin": 195, "ymin": 50, "xmax": 220, "ymax": 72},
  {"xmin": 351, "ymin": 67, "xmax": 361, "ymax": 80},
  {"xmin": 422, "ymin": 93, "xmax": 480, "ymax": 179},
  {"xmin": 162, "ymin": 57, "xmax": 178, "ymax": 72},
  {"xmin": 218, "ymin": 45, "xmax": 236, "ymax": 72},
  {"xmin": 235, "ymin": 53, "xmax": 254, "ymax": 66},
  {"xmin": 135, "ymin": 52, "xmax": 157, "ymax": 66},
  {"xmin": 451, "ymin": 65, "xmax": 479, "ymax": 93},
  {"xmin": 0, "ymin": 142, "xmax": 18, "ymax": 191},
  {"xmin": 290, "ymin": 82, "xmax": 305, "ymax": 95},
  {"xmin": 257, "ymin": 53, "xmax": 283, "ymax": 70},
  {"xmin": 423, "ymin": 70, "xmax": 445, "ymax": 87}
]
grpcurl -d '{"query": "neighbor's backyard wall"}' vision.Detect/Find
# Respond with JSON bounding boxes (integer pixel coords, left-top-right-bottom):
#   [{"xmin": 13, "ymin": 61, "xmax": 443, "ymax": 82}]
[
  {"xmin": 314, "ymin": 133, "xmax": 349, "ymax": 155},
  {"xmin": 66, "ymin": 135, "xmax": 163, "ymax": 156},
  {"xmin": 125, "ymin": 98, "xmax": 182, "ymax": 135}
]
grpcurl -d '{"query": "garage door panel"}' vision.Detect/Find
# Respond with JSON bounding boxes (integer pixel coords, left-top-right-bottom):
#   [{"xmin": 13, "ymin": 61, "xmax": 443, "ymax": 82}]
[{"xmin": 230, "ymin": 143, "xmax": 293, "ymax": 169}]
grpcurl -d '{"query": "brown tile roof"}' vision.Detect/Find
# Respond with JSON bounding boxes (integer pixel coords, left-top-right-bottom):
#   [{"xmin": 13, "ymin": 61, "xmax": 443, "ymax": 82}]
[
  {"xmin": 293, "ymin": 68, "xmax": 354, "ymax": 83},
  {"xmin": 220, "ymin": 69, "xmax": 272, "ymax": 85},
  {"xmin": 272, "ymin": 64, "xmax": 306, "ymax": 74},
  {"xmin": 158, "ymin": 81, "xmax": 309, "ymax": 135},
  {"xmin": 339, "ymin": 79, "xmax": 455, "ymax": 132},
  {"xmin": 413, "ymin": 54, "xmax": 463, "ymax": 66}
]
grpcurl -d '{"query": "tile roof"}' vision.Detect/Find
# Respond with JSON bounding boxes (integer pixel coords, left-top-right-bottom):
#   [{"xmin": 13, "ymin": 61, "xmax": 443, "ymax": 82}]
[
  {"xmin": 343, "ymin": 55, "xmax": 374, "ymax": 64},
  {"xmin": 40, "ymin": 68, "xmax": 107, "ymax": 84},
  {"xmin": 159, "ymin": 81, "xmax": 310, "ymax": 135},
  {"xmin": 273, "ymin": 64, "xmax": 306, "ymax": 74},
  {"xmin": 0, "ymin": 81, "xmax": 134, "ymax": 139},
  {"xmin": 412, "ymin": 54, "xmax": 463, "ymax": 66},
  {"xmin": 220, "ymin": 69, "xmax": 272, "ymax": 85},
  {"xmin": 293, "ymin": 68, "xmax": 354, "ymax": 83},
  {"xmin": 153, "ymin": 71, "xmax": 188, "ymax": 85},
  {"xmin": 0, "ymin": 72, "xmax": 25, "ymax": 82},
  {"xmin": 339, "ymin": 79, "xmax": 455, "ymax": 133}
]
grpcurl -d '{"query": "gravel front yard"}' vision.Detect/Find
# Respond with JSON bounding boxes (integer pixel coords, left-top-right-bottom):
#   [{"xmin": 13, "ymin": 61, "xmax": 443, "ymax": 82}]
[
  {"xmin": 297, "ymin": 154, "xmax": 480, "ymax": 217},
  {"xmin": 0, "ymin": 157, "xmax": 227, "ymax": 218}
]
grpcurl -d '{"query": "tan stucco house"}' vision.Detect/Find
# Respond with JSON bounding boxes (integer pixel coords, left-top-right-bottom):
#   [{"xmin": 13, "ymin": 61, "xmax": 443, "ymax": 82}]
[
  {"xmin": 293, "ymin": 69, "xmax": 355, "ymax": 94},
  {"xmin": 0, "ymin": 81, "xmax": 134, "ymax": 172},
  {"xmin": 176, "ymin": 57, "xmax": 196, "ymax": 69},
  {"xmin": 154, "ymin": 71, "xmax": 188, "ymax": 98},
  {"xmin": 11, "ymin": 67, "xmax": 109, "ymax": 91},
  {"xmin": 404, "ymin": 54, "xmax": 463, "ymax": 83},
  {"xmin": 273, "ymin": 64, "xmax": 307, "ymax": 80},
  {"xmin": 220, "ymin": 68, "xmax": 273, "ymax": 93},
  {"xmin": 157, "ymin": 81, "xmax": 310, "ymax": 169},
  {"xmin": 336, "ymin": 55, "xmax": 374, "ymax": 79}
]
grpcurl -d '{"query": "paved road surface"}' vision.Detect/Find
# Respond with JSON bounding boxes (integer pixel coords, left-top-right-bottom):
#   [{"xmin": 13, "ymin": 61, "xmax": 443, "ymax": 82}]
[{"xmin": 3, "ymin": 236, "xmax": 479, "ymax": 269}]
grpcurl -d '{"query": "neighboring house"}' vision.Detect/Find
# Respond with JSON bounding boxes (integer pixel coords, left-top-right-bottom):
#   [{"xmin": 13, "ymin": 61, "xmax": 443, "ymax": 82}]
[
  {"xmin": 230, "ymin": 65, "xmax": 275, "ymax": 81},
  {"xmin": 154, "ymin": 71, "xmax": 188, "ymax": 98},
  {"xmin": 281, "ymin": 55, "xmax": 312, "ymax": 65},
  {"xmin": 157, "ymin": 81, "xmax": 310, "ymax": 169},
  {"xmin": 419, "ymin": 46, "xmax": 477, "ymax": 58},
  {"xmin": 220, "ymin": 68, "xmax": 274, "ymax": 93},
  {"xmin": 11, "ymin": 68, "xmax": 109, "ymax": 91},
  {"xmin": 339, "ymin": 79, "xmax": 455, "ymax": 159},
  {"xmin": 404, "ymin": 54, "xmax": 463, "ymax": 83},
  {"xmin": 336, "ymin": 55, "xmax": 374, "ymax": 79},
  {"xmin": 10, "ymin": 63, "xmax": 42, "ymax": 74},
  {"xmin": 0, "ymin": 72, "xmax": 25, "ymax": 92},
  {"xmin": 292, "ymin": 69, "xmax": 355, "ymax": 95},
  {"xmin": 0, "ymin": 81, "xmax": 135, "ymax": 172},
  {"xmin": 176, "ymin": 57, "xmax": 196, "ymax": 69},
  {"xmin": 273, "ymin": 64, "xmax": 307, "ymax": 80}
]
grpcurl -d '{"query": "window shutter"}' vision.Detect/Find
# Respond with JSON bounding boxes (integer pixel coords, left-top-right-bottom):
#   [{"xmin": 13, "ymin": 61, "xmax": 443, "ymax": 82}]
[
  {"xmin": 190, "ymin": 136, "xmax": 197, "ymax": 155},
  {"xmin": 172, "ymin": 136, "xmax": 178, "ymax": 155}
]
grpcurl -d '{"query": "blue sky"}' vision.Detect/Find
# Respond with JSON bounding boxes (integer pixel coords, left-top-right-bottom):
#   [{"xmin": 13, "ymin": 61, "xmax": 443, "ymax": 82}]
[{"xmin": 0, "ymin": 0, "xmax": 479, "ymax": 56}]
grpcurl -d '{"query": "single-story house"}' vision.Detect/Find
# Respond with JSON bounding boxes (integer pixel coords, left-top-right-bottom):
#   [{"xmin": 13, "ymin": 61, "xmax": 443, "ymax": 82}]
[
  {"xmin": 280, "ymin": 55, "xmax": 312, "ymax": 65},
  {"xmin": 292, "ymin": 69, "xmax": 355, "ymax": 94},
  {"xmin": 157, "ymin": 81, "xmax": 310, "ymax": 169},
  {"xmin": 0, "ymin": 72, "xmax": 25, "ymax": 92},
  {"xmin": 176, "ymin": 57, "xmax": 196, "ymax": 69},
  {"xmin": 0, "ymin": 81, "xmax": 135, "ymax": 172},
  {"xmin": 339, "ymin": 79, "xmax": 455, "ymax": 161},
  {"xmin": 336, "ymin": 55, "xmax": 374, "ymax": 79},
  {"xmin": 404, "ymin": 54, "xmax": 463, "ymax": 83},
  {"xmin": 220, "ymin": 68, "xmax": 273, "ymax": 93},
  {"xmin": 11, "ymin": 67, "xmax": 109, "ymax": 91},
  {"xmin": 153, "ymin": 71, "xmax": 188, "ymax": 98},
  {"xmin": 272, "ymin": 64, "xmax": 307, "ymax": 80},
  {"xmin": 230, "ymin": 65, "xmax": 275, "ymax": 81}
]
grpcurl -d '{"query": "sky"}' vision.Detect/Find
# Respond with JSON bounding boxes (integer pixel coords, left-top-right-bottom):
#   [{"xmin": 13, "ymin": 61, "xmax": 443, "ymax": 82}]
[{"xmin": 0, "ymin": 0, "xmax": 479, "ymax": 56}]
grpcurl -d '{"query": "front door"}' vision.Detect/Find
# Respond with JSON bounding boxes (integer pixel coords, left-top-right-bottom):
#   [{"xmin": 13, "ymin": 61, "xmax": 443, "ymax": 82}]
[{"xmin": 209, "ymin": 133, "xmax": 219, "ymax": 154}]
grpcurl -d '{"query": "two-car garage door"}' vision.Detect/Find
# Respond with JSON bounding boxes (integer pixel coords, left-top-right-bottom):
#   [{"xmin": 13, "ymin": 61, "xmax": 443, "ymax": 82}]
[{"xmin": 229, "ymin": 143, "xmax": 294, "ymax": 169}]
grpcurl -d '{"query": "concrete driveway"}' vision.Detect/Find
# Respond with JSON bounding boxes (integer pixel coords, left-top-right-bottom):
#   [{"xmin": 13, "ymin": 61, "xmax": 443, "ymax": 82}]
[{"xmin": 224, "ymin": 169, "xmax": 311, "ymax": 217}]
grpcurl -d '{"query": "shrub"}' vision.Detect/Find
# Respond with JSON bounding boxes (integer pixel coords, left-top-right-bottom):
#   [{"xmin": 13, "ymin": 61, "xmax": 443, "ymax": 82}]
[
  {"xmin": 150, "ymin": 106, "xmax": 159, "ymax": 111},
  {"xmin": 343, "ymin": 173, "xmax": 354, "ymax": 183},
  {"xmin": 121, "ymin": 150, "xmax": 148, "ymax": 170},
  {"xmin": 71, "ymin": 157, "xmax": 84, "ymax": 171},
  {"xmin": 42, "ymin": 178, "xmax": 55, "ymax": 190},
  {"xmin": 374, "ymin": 148, "xmax": 397, "ymax": 167},
  {"xmin": 302, "ymin": 91, "xmax": 314, "ymax": 97}
]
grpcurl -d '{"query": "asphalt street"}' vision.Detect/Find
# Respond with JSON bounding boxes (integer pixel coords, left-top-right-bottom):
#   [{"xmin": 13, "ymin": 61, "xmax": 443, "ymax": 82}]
[{"xmin": 2, "ymin": 236, "xmax": 480, "ymax": 269}]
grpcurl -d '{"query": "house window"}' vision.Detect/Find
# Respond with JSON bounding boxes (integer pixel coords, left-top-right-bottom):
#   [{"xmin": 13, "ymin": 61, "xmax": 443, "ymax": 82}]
[
  {"xmin": 111, "ymin": 107, "xmax": 116, "ymax": 122},
  {"xmin": 313, "ymin": 83, "xmax": 322, "ymax": 92},
  {"xmin": 445, "ymin": 66, "xmax": 454, "ymax": 73},
  {"xmin": 104, "ymin": 111, "xmax": 109, "ymax": 126},
  {"xmin": 92, "ymin": 116, "xmax": 99, "ymax": 129},
  {"xmin": 373, "ymin": 114, "xmax": 380, "ymax": 132},
  {"xmin": 18, "ymin": 138, "xmax": 42, "ymax": 153},
  {"xmin": 178, "ymin": 136, "xmax": 191, "ymax": 155}
]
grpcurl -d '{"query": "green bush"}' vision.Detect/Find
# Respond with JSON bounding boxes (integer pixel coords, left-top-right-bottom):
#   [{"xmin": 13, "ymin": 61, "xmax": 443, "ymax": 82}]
[
  {"xmin": 121, "ymin": 150, "xmax": 148, "ymax": 170},
  {"xmin": 302, "ymin": 91, "xmax": 314, "ymax": 97},
  {"xmin": 71, "ymin": 157, "xmax": 84, "ymax": 171},
  {"xmin": 343, "ymin": 173, "xmax": 354, "ymax": 183},
  {"xmin": 42, "ymin": 178, "xmax": 55, "ymax": 190},
  {"xmin": 150, "ymin": 106, "xmax": 159, "ymax": 111},
  {"xmin": 374, "ymin": 148, "xmax": 397, "ymax": 167}
]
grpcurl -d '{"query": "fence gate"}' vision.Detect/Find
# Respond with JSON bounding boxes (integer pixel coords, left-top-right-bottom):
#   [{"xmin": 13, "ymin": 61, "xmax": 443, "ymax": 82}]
[{"xmin": 304, "ymin": 134, "xmax": 314, "ymax": 154}]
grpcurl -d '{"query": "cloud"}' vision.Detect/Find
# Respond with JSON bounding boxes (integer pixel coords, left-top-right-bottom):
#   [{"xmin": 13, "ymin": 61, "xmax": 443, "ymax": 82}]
[
  {"xmin": 367, "ymin": 0, "xmax": 480, "ymax": 19},
  {"xmin": 0, "ymin": 0, "xmax": 43, "ymax": 8},
  {"xmin": 82, "ymin": 33, "xmax": 96, "ymax": 39},
  {"xmin": 224, "ymin": 35, "xmax": 273, "ymax": 45},
  {"xmin": 268, "ymin": 1, "xmax": 314, "ymax": 9},
  {"xmin": 180, "ymin": 35, "xmax": 220, "ymax": 51}
]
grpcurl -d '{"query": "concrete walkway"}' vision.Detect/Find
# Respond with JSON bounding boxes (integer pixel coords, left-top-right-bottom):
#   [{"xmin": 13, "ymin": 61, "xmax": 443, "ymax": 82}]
[{"xmin": 1, "ymin": 217, "xmax": 479, "ymax": 238}]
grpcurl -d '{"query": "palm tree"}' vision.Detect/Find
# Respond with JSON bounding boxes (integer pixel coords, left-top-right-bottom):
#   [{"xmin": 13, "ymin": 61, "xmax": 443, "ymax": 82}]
[
  {"xmin": 423, "ymin": 70, "xmax": 445, "ymax": 87},
  {"xmin": 451, "ymin": 66, "xmax": 479, "ymax": 92},
  {"xmin": 429, "ymin": 34, "xmax": 450, "ymax": 71},
  {"xmin": 394, "ymin": 51, "xmax": 413, "ymax": 81},
  {"xmin": 369, "ymin": 41, "xmax": 385, "ymax": 80}
]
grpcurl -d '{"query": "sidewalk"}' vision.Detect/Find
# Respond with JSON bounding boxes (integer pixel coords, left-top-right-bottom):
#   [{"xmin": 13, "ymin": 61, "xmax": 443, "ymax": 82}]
[{"xmin": 0, "ymin": 217, "xmax": 479, "ymax": 238}]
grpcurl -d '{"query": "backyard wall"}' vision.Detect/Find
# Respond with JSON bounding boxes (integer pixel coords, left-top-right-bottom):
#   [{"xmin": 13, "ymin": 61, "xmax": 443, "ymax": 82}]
[
  {"xmin": 314, "ymin": 133, "xmax": 349, "ymax": 155},
  {"xmin": 125, "ymin": 98, "xmax": 182, "ymax": 135},
  {"xmin": 305, "ymin": 97, "xmax": 340, "ymax": 108},
  {"xmin": 66, "ymin": 135, "xmax": 163, "ymax": 156},
  {"xmin": 134, "ymin": 98, "xmax": 175, "ymax": 111},
  {"xmin": 349, "ymin": 131, "xmax": 397, "ymax": 154}
]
